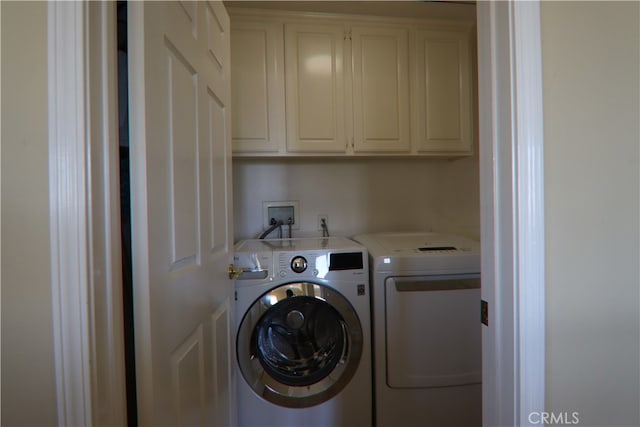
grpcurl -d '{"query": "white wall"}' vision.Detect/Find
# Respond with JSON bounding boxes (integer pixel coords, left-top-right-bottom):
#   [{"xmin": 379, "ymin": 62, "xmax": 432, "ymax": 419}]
[
  {"xmin": 1, "ymin": 1, "xmax": 59, "ymax": 426},
  {"xmin": 232, "ymin": 155, "xmax": 480, "ymax": 241},
  {"xmin": 542, "ymin": 2, "xmax": 640, "ymax": 425}
]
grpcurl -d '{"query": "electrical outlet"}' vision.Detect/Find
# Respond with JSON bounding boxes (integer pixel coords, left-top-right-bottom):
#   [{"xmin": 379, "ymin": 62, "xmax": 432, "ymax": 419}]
[
  {"xmin": 317, "ymin": 214, "xmax": 328, "ymax": 231},
  {"xmin": 263, "ymin": 201, "xmax": 300, "ymax": 230}
]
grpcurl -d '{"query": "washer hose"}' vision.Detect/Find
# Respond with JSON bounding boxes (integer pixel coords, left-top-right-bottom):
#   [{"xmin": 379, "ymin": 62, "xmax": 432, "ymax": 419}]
[{"xmin": 259, "ymin": 219, "xmax": 284, "ymax": 239}]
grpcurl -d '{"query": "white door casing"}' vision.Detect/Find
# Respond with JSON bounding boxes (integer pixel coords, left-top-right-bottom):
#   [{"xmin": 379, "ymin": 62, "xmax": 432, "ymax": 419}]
[
  {"xmin": 48, "ymin": 3, "xmax": 129, "ymax": 426},
  {"xmin": 128, "ymin": 2, "xmax": 235, "ymax": 426},
  {"xmin": 48, "ymin": 2, "xmax": 94, "ymax": 425},
  {"xmin": 477, "ymin": 1, "xmax": 546, "ymax": 425}
]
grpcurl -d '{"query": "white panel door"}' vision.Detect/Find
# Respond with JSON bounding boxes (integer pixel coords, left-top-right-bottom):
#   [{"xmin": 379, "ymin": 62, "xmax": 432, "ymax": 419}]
[
  {"xmin": 351, "ymin": 26, "xmax": 410, "ymax": 153},
  {"xmin": 128, "ymin": 2, "xmax": 235, "ymax": 426},
  {"xmin": 284, "ymin": 23, "xmax": 347, "ymax": 153}
]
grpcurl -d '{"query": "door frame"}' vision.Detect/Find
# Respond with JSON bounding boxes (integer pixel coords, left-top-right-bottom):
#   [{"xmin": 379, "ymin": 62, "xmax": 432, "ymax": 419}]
[
  {"xmin": 477, "ymin": 1, "xmax": 546, "ymax": 425},
  {"xmin": 48, "ymin": 2, "xmax": 92, "ymax": 425},
  {"xmin": 47, "ymin": 1, "xmax": 545, "ymax": 425},
  {"xmin": 47, "ymin": 2, "xmax": 126, "ymax": 426}
]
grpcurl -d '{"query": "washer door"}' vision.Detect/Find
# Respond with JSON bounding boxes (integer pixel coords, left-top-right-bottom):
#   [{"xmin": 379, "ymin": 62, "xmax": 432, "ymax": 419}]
[{"xmin": 237, "ymin": 282, "xmax": 363, "ymax": 408}]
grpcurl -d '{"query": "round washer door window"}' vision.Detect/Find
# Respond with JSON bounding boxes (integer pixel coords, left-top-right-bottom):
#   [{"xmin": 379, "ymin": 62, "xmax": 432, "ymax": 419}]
[{"xmin": 237, "ymin": 282, "xmax": 363, "ymax": 408}]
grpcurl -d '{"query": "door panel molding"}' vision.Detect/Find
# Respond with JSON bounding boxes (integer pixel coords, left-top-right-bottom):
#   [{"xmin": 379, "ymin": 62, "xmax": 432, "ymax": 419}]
[
  {"xmin": 211, "ymin": 298, "xmax": 233, "ymax": 426},
  {"xmin": 170, "ymin": 324, "xmax": 206, "ymax": 426}
]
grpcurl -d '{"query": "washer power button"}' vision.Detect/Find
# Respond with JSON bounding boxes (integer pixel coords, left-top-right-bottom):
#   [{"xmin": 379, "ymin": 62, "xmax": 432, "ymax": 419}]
[{"xmin": 290, "ymin": 256, "xmax": 308, "ymax": 273}]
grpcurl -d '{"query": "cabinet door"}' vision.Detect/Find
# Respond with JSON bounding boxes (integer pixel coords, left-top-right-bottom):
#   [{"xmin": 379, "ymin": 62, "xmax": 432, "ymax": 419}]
[
  {"xmin": 414, "ymin": 29, "xmax": 473, "ymax": 153},
  {"xmin": 285, "ymin": 23, "xmax": 347, "ymax": 153},
  {"xmin": 352, "ymin": 26, "xmax": 410, "ymax": 153},
  {"xmin": 231, "ymin": 20, "xmax": 285, "ymax": 153}
]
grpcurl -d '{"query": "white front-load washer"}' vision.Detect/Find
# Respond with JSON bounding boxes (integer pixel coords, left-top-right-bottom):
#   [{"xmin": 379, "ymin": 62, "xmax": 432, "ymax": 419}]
[
  {"xmin": 233, "ymin": 237, "xmax": 371, "ymax": 427},
  {"xmin": 353, "ymin": 232, "xmax": 481, "ymax": 427}
]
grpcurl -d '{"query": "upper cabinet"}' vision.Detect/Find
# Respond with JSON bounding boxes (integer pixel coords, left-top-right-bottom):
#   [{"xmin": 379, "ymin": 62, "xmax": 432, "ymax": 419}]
[
  {"xmin": 230, "ymin": 19, "xmax": 285, "ymax": 153},
  {"xmin": 284, "ymin": 23, "xmax": 347, "ymax": 153},
  {"xmin": 229, "ymin": 9, "xmax": 475, "ymax": 157},
  {"xmin": 283, "ymin": 23, "xmax": 411, "ymax": 154},
  {"xmin": 351, "ymin": 26, "xmax": 411, "ymax": 153},
  {"xmin": 413, "ymin": 29, "xmax": 473, "ymax": 153}
]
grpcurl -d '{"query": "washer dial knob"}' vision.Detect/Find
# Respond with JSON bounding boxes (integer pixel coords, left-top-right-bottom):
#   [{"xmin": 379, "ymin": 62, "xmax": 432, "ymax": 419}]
[{"xmin": 290, "ymin": 256, "xmax": 308, "ymax": 273}]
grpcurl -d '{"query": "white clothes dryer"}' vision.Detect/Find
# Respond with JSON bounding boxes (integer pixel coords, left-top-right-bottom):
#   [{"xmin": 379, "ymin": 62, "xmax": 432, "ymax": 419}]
[
  {"xmin": 353, "ymin": 232, "xmax": 481, "ymax": 427},
  {"xmin": 233, "ymin": 237, "xmax": 371, "ymax": 427}
]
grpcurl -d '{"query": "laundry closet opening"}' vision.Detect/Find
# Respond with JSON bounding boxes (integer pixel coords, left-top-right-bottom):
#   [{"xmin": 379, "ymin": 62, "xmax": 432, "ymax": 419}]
[{"xmin": 114, "ymin": 2, "xmax": 480, "ymax": 426}]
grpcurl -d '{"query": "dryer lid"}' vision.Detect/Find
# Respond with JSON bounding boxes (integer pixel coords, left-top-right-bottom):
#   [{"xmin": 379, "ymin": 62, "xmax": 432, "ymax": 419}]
[{"xmin": 353, "ymin": 232, "xmax": 480, "ymax": 274}]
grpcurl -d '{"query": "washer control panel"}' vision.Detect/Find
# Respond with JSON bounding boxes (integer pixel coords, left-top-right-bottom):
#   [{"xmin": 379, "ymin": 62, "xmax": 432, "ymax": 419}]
[
  {"xmin": 279, "ymin": 253, "xmax": 316, "ymax": 278},
  {"xmin": 234, "ymin": 237, "xmax": 367, "ymax": 283},
  {"xmin": 278, "ymin": 250, "xmax": 364, "ymax": 279}
]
